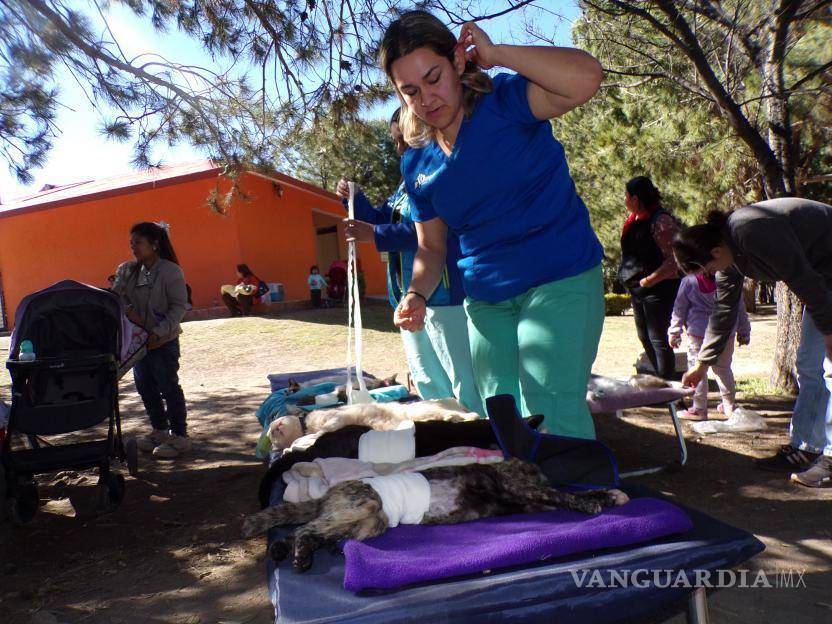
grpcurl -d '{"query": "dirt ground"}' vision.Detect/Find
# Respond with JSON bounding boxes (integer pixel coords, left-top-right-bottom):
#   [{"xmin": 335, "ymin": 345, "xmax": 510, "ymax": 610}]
[{"xmin": 1, "ymin": 305, "xmax": 830, "ymax": 624}]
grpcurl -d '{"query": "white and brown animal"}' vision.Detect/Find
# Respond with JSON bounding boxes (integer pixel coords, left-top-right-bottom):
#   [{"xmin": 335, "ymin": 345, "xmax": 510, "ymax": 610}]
[{"xmin": 268, "ymin": 399, "xmax": 480, "ymax": 452}]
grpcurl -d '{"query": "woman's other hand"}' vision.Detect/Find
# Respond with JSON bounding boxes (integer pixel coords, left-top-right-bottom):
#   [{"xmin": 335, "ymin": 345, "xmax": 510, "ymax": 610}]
[
  {"xmin": 394, "ymin": 293, "xmax": 426, "ymax": 332},
  {"xmin": 336, "ymin": 179, "xmax": 353, "ymax": 200},
  {"xmin": 458, "ymin": 22, "xmax": 501, "ymax": 70},
  {"xmin": 343, "ymin": 219, "xmax": 375, "ymax": 243}
]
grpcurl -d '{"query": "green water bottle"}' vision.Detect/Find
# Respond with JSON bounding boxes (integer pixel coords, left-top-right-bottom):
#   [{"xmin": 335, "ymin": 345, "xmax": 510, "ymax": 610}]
[{"xmin": 19, "ymin": 340, "xmax": 36, "ymax": 362}]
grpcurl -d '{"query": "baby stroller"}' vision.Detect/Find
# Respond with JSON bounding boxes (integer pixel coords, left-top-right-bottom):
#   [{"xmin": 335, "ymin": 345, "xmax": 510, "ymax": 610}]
[
  {"xmin": 326, "ymin": 260, "xmax": 348, "ymax": 306},
  {"xmin": 1, "ymin": 280, "xmax": 140, "ymax": 524}
]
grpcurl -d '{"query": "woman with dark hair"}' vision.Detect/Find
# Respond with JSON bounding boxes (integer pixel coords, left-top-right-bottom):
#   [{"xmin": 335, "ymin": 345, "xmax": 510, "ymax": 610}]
[
  {"xmin": 220, "ymin": 263, "xmax": 261, "ymax": 316},
  {"xmin": 113, "ymin": 222, "xmax": 190, "ymax": 459},
  {"xmin": 618, "ymin": 176, "xmax": 681, "ymax": 379},
  {"xmin": 673, "ymin": 198, "xmax": 832, "ymax": 487},
  {"xmin": 379, "ymin": 11, "xmax": 605, "ymax": 437},
  {"xmin": 336, "ymin": 107, "xmax": 483, "ymax": 414}
]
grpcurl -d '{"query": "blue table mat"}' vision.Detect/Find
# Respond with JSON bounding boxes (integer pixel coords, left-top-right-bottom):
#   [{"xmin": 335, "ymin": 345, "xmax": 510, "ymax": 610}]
[{"xmin": 266, "ymin": 481, "xmax": 763, "ymax": 623}]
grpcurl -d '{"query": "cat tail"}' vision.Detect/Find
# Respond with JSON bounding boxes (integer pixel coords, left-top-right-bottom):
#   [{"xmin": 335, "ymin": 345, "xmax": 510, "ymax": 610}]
[{"xmin": 242, "ymin": 499, "xmax": 322, "ymax": 537}]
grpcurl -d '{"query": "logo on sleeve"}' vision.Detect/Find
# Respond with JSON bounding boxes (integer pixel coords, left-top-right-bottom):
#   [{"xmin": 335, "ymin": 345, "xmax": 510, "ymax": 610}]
[{"xmin": 415, "ymin": 169, "xmax": 440, "ymax": 189}]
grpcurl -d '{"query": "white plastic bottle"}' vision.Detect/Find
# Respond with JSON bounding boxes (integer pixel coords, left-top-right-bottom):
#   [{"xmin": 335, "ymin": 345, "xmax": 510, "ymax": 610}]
[{"xmin": 19, "ymin": 339, "xmax": 36, "ymax": 362}]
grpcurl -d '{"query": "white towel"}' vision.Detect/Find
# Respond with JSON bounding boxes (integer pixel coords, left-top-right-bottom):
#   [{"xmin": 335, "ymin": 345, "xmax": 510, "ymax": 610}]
[
  {"xmin": 281, "ymin": 446, "xmax": 503, "ymax": 503},
  {"xmin": 358, "ymin": 420, "xmax": 415, "ymax": 464},
  {"xmin": 361, "ymin": 473, "xmax": 431, "ymax": 527}
]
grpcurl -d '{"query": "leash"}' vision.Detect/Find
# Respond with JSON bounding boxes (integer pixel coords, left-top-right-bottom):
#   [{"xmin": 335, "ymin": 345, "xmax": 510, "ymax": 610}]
[{"xmin": 346, "ymin": 181, "xmax": 373, "ymax": 404}]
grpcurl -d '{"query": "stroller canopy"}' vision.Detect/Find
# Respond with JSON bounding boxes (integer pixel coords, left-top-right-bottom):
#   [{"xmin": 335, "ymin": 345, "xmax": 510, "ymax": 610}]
[{"xmin": 10, "ymin": 280, "xmax": 124, "ymax": 360}]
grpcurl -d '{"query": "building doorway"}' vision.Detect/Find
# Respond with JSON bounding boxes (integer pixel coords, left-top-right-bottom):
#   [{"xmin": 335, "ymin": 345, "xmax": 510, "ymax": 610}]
[{"xmin": 312, "ymin": 211, "xmax": 346, "ymax": 275}]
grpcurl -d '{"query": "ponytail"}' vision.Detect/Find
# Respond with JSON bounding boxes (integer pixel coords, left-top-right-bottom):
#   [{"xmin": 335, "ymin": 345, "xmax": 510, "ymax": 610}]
[{"xmin": 705, "ymin": 210, "xmax": 728, "ymax": 230}]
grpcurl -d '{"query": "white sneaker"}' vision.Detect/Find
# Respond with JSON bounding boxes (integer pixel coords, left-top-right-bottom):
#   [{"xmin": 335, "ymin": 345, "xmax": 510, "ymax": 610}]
[
  {"xmin": 152, "ymin": 435, "xmax": 192, "ymax": 459},
  {"xmin": 136, "ymin": 429, "xmax": 171, "ymax": 453}
]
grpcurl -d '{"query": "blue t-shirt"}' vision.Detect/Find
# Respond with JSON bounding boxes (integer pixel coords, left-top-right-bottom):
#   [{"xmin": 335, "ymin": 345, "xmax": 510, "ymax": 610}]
[{"xmin": 401, "ymin": 72, "xmax": 603, "ymax": 303}]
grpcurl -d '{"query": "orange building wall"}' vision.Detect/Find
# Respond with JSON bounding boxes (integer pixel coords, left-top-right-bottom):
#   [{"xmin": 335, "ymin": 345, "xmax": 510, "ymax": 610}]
[{"xmin": 0, "ymin": 171, "xmax": 386, "ymax": 327}]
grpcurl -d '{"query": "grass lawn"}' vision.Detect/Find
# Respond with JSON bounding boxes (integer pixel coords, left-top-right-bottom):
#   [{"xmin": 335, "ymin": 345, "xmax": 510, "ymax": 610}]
[{"xmin": 1, "ymin": 305, "xmax": 829, "ymax": 624}]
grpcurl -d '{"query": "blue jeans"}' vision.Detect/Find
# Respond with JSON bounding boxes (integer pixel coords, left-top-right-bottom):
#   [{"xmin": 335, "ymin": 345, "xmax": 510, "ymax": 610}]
[
  {"xmin": 132, "ymin": 339, "xmax": 188, "ymax": 437},
  {"xmin": 791, "ymin": 311, "xmax": 832, "ymax": 456}
]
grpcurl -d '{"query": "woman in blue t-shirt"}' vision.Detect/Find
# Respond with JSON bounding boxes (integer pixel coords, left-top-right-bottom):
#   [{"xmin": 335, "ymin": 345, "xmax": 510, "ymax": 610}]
[{"xmin": 378, "ymin": 11, "xmax": 605, "ymax": 438}]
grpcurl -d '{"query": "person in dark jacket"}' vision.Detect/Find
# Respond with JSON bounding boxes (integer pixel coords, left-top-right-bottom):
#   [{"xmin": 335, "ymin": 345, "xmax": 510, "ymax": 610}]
[
  {"xmin": 673, "ymin": 198, "xmax": 832, "ymax": 487},
  {"xmin": 618, "ymin": 176, "xmax": 681, "ymax": 378}
]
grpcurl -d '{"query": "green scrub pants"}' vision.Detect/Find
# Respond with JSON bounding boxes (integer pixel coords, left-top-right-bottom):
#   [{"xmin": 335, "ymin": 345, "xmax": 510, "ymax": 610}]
[{"xmin": 464, "ymin": 264, "xmax": 604, "ymax": 438}]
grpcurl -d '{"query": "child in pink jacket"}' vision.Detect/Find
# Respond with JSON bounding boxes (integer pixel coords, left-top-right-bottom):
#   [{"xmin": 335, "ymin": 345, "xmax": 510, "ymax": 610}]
[{"xmin": 669, "ymin": 274, "xmax": 751, "ymax": 420}]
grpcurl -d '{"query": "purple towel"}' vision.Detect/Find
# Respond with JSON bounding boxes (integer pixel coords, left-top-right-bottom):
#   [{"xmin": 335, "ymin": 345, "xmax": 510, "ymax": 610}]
[{"xmin": 343, "ymin": 497, "xmax": 692, "ymax": 591}]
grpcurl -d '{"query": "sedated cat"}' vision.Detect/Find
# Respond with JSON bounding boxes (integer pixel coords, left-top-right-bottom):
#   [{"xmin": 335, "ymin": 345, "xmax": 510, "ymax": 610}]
[
  {"xmin": 269, "ymin": 398, "xmax": 480, "ymax": 451},
  {"xmin": 242, "ymin": 458, "xmax": 629, "ymax": 572}
]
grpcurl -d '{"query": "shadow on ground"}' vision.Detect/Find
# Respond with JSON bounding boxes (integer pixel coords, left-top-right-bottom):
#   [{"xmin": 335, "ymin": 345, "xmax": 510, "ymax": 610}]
[
  {"xmin": 595, "ymin": 401, "xmax": 832, "ymax": 623},
  {"xmin": 1, "ymin": 385, "xmax": 274, "ymax": 624}
]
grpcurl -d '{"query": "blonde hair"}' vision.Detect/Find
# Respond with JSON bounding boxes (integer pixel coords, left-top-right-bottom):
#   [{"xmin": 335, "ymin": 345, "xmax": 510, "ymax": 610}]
[{"xmin": 378, "ymin": 11, "xmax": 493, "ymax": 148}]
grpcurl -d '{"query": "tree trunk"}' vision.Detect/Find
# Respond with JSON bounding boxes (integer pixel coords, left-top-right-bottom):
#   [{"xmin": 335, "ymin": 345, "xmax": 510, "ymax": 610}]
[
  {"xmin": 743, "ymin": 278, "xmax": 758, "ymax": 314},
  {"xmin": 770, "ymin": 283, "xmax": 802, "ymax": 394}
]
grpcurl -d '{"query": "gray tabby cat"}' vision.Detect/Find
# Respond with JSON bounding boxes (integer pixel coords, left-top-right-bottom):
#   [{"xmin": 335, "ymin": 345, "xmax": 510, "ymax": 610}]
[{"xmin": 242, "ymin": 458, "xmax": 629, "ymax": 572}]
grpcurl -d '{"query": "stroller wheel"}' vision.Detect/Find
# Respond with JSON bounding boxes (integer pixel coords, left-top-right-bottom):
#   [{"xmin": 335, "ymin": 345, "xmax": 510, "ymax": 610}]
[
  {"xmin": 125, "ymin": 438, "xmax": 139, "ymax": 477},
  {"xmin": 97, "ymin": 473, "xmax": 126, "ymax": 512},
  {"xmin": 8, "ymin": 481, "xmax": 39, "ymax": 525}
]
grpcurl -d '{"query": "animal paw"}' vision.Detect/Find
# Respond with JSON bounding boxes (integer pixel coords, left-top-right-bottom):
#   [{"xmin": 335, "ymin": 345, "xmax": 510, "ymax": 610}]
[
  {"xmin": 608, "ymin": 489, "xmax": 630, "ymax": 506},
  {"xmin": 292, "ymin": 554, "xmax": 314, "ymax": 573},
  {"xmin": 269, "ymin": 540, "xmax": 291, "ymax": 562},
  {"xmin": 242, "ymin": 515, "xmax": 263, "ymax": 538}
]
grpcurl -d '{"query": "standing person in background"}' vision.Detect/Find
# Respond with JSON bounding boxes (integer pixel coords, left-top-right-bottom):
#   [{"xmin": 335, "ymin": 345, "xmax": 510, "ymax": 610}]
[
  {"xmin": 308, "ymin": 266, "xmax": 327, "ymax": 308},
  {"xmin": 113, "ymin": 222, "xmax": 190, "ymax": 459},
  {"xmin": 618, "ymin": 176, "xmax": 682, "ymax": 379},
  {"xmin": 380, "ymin": 11, "xmax": 605, "ymax": 437},
  {"xmin": 668, "ymin": 272, "xmax": 751, "ymax": 421},
  {"xmin": 673, "ymin": 198, "xmax": 832, "ymax": 487},
  {"xmin": 336, "ymin": 109, "xmax": 484, "ymax": 415}
]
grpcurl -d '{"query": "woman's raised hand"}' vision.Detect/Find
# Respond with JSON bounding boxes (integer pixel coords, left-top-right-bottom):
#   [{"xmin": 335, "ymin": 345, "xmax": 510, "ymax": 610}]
[
  {"xmin": 336, "ymin": 178, "xmax": 353, "ymax": 199},
  {"xmin": 458, "ymin": 22, "xmax": 500, "ymax": 70},
  {"xmin": 394, "ymin": 292, "xmax": 427, "ymax": 332}
]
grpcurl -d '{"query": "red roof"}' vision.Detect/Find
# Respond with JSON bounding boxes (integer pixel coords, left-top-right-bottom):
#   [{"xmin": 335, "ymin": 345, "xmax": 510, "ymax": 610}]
[{"xmin": 0, "ymin": 160, "xmax": 338, "ymax": 218}]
